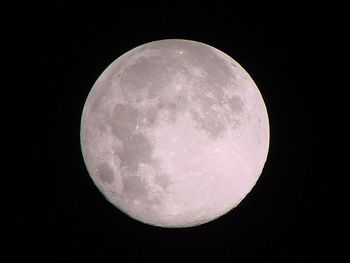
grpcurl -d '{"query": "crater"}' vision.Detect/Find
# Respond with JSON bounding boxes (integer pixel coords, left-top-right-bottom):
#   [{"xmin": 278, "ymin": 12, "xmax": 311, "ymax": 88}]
[{"xmin": 97, "ymin": 162, "xmax": 115, "ymax": 184}]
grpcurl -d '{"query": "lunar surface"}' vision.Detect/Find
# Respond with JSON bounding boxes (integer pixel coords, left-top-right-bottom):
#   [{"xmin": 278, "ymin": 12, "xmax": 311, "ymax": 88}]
[{"xmin": 80, "ymin": 39, "xmax": 269, "ymax": 227}]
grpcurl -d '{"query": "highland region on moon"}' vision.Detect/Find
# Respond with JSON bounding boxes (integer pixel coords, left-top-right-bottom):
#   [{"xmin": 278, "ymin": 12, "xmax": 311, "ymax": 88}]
[{"xmin": 80, "ymin": 40, "xmax": 269, "ymax": 227}]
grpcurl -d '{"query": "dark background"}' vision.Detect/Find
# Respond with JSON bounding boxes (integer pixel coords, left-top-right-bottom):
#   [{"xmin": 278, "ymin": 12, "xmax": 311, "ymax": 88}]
[{"xmin": 6, "ymin": 1, "xmax": 348, "ymax": 262}]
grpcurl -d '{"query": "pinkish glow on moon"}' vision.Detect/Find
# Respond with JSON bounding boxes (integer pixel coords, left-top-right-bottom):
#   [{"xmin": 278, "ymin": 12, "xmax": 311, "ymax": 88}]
[{"xmin": 80, "ymin": 39, "xmax": 269, "ymax": 227}]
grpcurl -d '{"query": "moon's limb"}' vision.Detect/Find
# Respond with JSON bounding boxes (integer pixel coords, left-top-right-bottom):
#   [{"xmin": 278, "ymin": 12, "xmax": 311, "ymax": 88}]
[{"xmin": 80, "ymin": 39, "xmax": 269, "ymax": 227}]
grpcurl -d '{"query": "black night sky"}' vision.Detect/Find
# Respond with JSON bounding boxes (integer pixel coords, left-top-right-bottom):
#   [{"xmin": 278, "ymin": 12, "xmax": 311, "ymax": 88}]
[{"xmin": 6, "ymin": 2, "xmax": 348, "ymax": 262}]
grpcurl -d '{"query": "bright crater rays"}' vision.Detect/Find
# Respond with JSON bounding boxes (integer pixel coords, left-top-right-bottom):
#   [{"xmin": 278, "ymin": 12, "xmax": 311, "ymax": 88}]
[{"xmin": 80, "ymin": 39, "xmax": 269, "ymax": 227}]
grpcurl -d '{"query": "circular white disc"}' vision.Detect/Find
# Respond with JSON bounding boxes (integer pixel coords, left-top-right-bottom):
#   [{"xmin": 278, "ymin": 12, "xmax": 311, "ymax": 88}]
[{"xmin": 80, "ymin": 39, "xmax": 269, "ymax": 227}]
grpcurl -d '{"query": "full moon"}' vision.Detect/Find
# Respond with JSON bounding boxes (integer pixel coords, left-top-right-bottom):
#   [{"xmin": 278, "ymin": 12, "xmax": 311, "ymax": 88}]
[{"xmin": 80, "ymin": 39, "xmax": 269, "ymax": 227}]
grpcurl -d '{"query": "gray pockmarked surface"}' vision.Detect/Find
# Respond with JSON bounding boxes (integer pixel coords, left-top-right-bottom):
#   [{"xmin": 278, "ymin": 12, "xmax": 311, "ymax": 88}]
[{"xmin": 81, "ymin": 39, "xmax": 269, "ymax": 227}]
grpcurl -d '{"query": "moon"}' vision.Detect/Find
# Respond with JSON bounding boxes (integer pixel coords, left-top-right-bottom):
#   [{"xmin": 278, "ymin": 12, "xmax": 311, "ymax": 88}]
[{"xmin": 80, "ymin": 39, "xmax": 269, "ymax": 227}]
